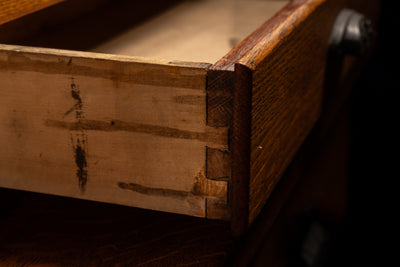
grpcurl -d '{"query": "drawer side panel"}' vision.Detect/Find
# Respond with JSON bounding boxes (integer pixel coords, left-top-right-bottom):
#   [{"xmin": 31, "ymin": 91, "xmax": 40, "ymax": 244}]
[{"xmin": 0, "ymin": 45, "xmax": 228, "ymax": 219}]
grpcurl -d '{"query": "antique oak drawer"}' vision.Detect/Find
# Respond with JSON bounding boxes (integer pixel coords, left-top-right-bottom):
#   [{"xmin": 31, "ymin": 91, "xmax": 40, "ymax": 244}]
[{"xmin": 0, "ymin": 0, "xmax": 379, "ymax": 233}]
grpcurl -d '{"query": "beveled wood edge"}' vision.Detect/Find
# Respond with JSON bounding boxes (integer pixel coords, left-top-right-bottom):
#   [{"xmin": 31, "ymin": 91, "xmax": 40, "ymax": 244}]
[
  {"xmin": 238, "ymin": 0, "xmax": 325, "ymax": 68},
  {"xmin": 0, "ymin": 43, "xmax": 211, "ymax": 69},
  {"xmin": 210, "ymin": 0, "xmax": 306, "ymax": 72},
  {"xmin": 223, "ymin": 0, "xmax": 382, "ymax": 234},
  {"xmin": 229, "ymin": 63, "xmax": 253, "ymax": 235},
  {"xmin": 207, "ymin": 0, "xmax": 351, "ymax": 234},
  {"xmin": 207, "ymin": 0, "xmax": 312, "ymax": 234},
  {"xmin": 0, "ymin": 0, "xmax": 331, "ymax": 226}
]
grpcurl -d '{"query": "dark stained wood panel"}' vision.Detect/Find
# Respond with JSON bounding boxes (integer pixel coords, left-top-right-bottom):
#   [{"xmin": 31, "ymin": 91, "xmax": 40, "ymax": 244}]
[
  {"xmin": 242, "ymin": 111, "xmax": 350, "ymax": 267},
  {"xmin": 225, "ymin": 0, "xmax": 380, "ymax": 230},
  {"xmin": 242, "ymin": 0, "xmax": 341, "ymax": 224}
]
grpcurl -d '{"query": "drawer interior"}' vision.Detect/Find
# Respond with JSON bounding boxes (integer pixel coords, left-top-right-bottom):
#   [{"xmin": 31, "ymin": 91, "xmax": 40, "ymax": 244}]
[{"xmin": 13, "ymin": 0, "xmax": 289, "ymax": 63}]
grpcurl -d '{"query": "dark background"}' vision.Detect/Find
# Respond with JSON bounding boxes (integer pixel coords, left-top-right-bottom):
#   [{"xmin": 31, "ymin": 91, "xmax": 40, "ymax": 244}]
[{"xmin": 336, "ymin": 0, "xmax": 398, "ymax": 265}]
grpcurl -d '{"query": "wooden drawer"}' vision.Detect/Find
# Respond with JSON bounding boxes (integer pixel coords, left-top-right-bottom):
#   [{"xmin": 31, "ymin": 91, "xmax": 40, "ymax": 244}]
[{"xmin": 0, "ymin": 0, "xmax": 379, "ymax": 234}]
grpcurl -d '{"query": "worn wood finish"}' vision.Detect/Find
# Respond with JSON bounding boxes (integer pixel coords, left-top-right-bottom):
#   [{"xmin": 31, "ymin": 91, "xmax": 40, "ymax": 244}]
[
  {"xmin": 0, "ymin": 0, "xmax": 380, "ymax": 231},
  {"xmin": 0, "ymin": 44, "xmax": 229, "ymax": 219},
  {"xmin": 207, "ymin": 0, "xmax": 328, "ymax": 234},
  {"xmin": 244, "ymin": 0, "xmax": 381, "ymax": 226},
  {"xmin": 206, "ymin": 0, "xmax": 313, "ymax": 235},
  {"xmin": 0, "ymin": 0, "xmax": 292, "ymax": 224},
  {"xmin": 243, "ymin": 0, "xmax": 337, "ymax": 224},
  {"xmin": 207, "ymin": 0, "xmax": 380, "ymax": 233}
]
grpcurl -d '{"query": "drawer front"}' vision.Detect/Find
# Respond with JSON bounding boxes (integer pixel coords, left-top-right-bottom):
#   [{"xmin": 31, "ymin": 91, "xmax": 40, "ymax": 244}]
[
  {"xmin": 208, "ymin": 0, "xmax": 380, "ymax": 234},
  {"xmin": 244, "ymin": 0, "xmax": 380, "ymax": 226},
  {"xmin": 243, "ymin": 0, "xmax": 334, "ymax": 225},
  {"xmin": 0, "ymin": 45, "xmax": 228, "ymax": 219}
]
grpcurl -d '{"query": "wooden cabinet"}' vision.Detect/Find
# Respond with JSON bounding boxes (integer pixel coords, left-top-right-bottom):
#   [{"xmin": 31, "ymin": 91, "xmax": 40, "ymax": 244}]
[{"xmin": 0, "ymin": 0, "xmax": 380, "ymax": 239}]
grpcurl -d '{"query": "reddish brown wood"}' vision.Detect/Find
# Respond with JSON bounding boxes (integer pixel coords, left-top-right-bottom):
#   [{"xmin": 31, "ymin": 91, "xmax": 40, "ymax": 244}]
[
  {"xmin": 0, "ymin": 0, "xmax": 382, "ymax": 238},
  {"xmin": 209, "ymin": 0, "xmax": 342, "ymax": 235},
  {"xmin": 228, "ymin": 63, "xmax": 253, "ymax": 235},
  {"xmin": 211, "ymin": 0, "xmax": 305, "ymax": 71},
  {"xmin": 207, "ymin": 0, "xmax": 381, "ymax": 234},
  {"xmin": 207, "ymin": 1, "xmax": 311, "ymax": 235},
  {"xmin": 0, "ymin": 0, "xmax": 64, "ymax": 25},
  {"xmin": 243, "ymin": 0, "xmax": 339, "ymax": 225},
  {"xmin": 243, "ymin": 0, "xmax": 380, "ymax": 226}
]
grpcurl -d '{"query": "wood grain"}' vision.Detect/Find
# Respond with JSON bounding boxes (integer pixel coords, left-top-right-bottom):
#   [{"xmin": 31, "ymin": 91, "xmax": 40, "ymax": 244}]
[
  {"xmin": 229, "ymin": 64, "xmax": 253, "ymax": 235},
  {"xmin": 208, "ymin": 0, "xmax": 380, "ymax": 233},
  {"xmin": 211, "ymin": 0, "xmax": 303, "ymax": 71},
  {"xmin": 91, "ymin": 0, "xmax": 288, "ymax": 63},
  {"xmin": 5, "ymin": 0, "xmax": 289, "ymax": 63},
  {"xmin": 206, "ymin": 0, "xmax": 312, "ymax": 234},
  {"xmin": 0, "ymin": 0, "xmax": 64, "ymax": 25},
  {"xmin": 0, "ymin": 0, "xmax": 380, "ymax": 233},
  {"xmin": 243, "ymin": 0, "xmax": 382, "ymax": 225},
  {"xmin": 0, "ymin": 44, "xmax": 228, "ymax": 219},
  {"xmin": 243, "ymin": 0, "xmax": 334, "ymax": 224},
  {"xmin": 0, "ymin": 190, "xmax": 233, "ymax": 266},
  {"xmin": 0, "ymin": 108, "xmax": 350, "ymax": 267}
]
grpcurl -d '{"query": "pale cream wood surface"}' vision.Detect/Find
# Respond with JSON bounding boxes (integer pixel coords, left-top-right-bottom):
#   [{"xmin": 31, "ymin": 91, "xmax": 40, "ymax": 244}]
[
  {"xmin": 0, "ymin": 44, "xmax": 228, "ymax": 219},
  {"xmin": 0, "ymin": 0, "xmax": 290, "ymax": 220},
  {"xmin": 92, "ymin": 0, "xmax": 289, "ymax": 63}
]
